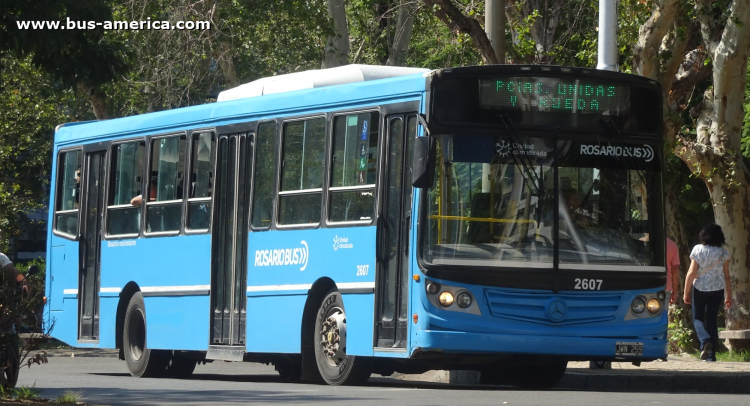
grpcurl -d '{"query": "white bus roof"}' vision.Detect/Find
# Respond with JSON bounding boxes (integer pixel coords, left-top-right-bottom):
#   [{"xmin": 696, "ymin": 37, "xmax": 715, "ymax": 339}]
[{"xmin": 216, "ymin": 64, "xmax": 430, "ymax": 102}]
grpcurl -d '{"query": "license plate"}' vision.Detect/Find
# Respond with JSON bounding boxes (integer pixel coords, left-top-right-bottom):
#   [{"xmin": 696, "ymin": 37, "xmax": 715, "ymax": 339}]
[{"xmin": 615, "ymin": 341, "xmax": 643, "ymax": 356}]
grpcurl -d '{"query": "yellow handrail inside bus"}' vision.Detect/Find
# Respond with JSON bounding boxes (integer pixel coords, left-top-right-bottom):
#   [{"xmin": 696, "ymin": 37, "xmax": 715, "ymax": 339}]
[{"xmin": 428, "ymin": 215, "xmax": 536, "ymax": 224}]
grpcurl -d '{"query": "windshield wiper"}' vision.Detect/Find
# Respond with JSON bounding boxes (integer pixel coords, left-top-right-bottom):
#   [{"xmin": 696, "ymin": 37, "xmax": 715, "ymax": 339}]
[{"xmin": 498, "ymin": 114, "xmax": 541, "ymax": 195}]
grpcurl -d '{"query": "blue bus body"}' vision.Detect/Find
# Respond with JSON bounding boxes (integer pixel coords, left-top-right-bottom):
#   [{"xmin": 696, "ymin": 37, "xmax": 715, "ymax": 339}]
[{"xmin": 46, "ymin": 65, "xmax": 667, "ymax": 386}]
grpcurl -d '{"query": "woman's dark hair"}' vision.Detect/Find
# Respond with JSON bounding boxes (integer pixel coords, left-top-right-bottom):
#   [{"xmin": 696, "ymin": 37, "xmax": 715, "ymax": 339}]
[{"xmin": 699, "ymin": 223, "xmax": 725, "ymax": 247}]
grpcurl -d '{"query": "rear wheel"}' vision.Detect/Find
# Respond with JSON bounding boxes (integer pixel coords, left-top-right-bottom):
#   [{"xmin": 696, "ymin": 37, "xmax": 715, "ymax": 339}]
[
  {"xmin": 0, "ymin": 342, "xmax": 20, "ymax": 391},
  {"xmin": 123, "ymin": 292, "xmax": 168, "ymax": 377},
  {"xmin": 313, "ymin": 290, "xmax": 370, "ymax": 385}
]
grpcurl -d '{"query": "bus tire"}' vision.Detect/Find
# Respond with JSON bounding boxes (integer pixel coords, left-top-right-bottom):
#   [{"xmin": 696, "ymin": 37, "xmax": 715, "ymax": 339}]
[
  {"xmin": 512, "ymin": 359, "xmax": 567, "ymax": 389},
  {"xmin": 123, "ymin": 292, "xmax": 168, "ymax": 377},
  {"xmin": 313, "ymin": 289, "xmax": 370, "ymax": 385}
]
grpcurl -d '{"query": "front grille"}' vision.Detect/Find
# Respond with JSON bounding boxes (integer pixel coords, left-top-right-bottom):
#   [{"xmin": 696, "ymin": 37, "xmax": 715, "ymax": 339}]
[{"xmin": 484, "ymin": 288, "xmax": 622, "ymax": 326}]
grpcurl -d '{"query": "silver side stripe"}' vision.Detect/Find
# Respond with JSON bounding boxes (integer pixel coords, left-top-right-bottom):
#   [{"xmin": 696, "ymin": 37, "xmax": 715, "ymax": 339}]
[
  {"xmin": 84, "ymin": 282, "xmax": 373, "ymax": 299},
  {"xmin": 246, "ymin": 284, "xmax": 313, "ymax": 293},
  {"xmin": 247, "ymin": 282, "xmax": 375, "ymax": 294},
  {"xmin": 140, "ymin": 285, "xmax": 210, "ymax": 296}
]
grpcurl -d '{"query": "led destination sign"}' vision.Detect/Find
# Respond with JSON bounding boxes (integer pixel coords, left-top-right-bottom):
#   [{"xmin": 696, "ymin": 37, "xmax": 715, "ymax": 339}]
[{"xmin": 479, "ymin": 77, "xmax": 630, "ymax": 115}]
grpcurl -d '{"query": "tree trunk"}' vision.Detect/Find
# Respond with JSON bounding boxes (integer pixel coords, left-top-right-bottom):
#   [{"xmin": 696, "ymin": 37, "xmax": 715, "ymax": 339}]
[
  {"xmin": 485, "ymin": 0, "xmax": 506, "ymax": 64},
  {"xmin": 77, "ymin": 81, "xmax": 110, "ymax": 120},
  {"xmin": 386, "ymin": 1, "xmax": 416, "ymax": 66},
  {"xmin": 711, "ymin": 179, "xmax": 750, "ymax": 330},
  {"xmin": 214, "ymin": 41, "xmax": 240, "ymax": 89},
  {"xmin": 682, "ymin": 0, "xmax": 750, "ymax": 330},
  {"xmin": 504, "ymin": 0, "xmax": 563, "ymax": 64},
  {"xmin": 322, "ymin": 0, "xmax": 350, "ymax": 68}
]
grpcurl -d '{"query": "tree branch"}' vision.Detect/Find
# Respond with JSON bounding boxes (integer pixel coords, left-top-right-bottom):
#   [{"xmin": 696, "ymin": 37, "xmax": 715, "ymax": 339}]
[
  {"xmin": 633, "ymin": 0, "xmax": 680, "ymax": 80},
  {"xmin": 423, "ymin": 0, "xmax": 499, "ymax": 64}
]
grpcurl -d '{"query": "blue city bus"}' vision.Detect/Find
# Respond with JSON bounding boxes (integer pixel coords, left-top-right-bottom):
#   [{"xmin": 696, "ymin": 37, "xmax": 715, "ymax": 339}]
[{"xmin": 46, "ymin": 64, "xmax": 666, "ymax": 388}]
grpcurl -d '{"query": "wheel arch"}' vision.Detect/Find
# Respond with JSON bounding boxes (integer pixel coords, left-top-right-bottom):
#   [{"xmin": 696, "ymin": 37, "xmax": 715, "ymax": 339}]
[{"xmin": 116, "ymin": 282, "xmax": 141, "ymax": 360}]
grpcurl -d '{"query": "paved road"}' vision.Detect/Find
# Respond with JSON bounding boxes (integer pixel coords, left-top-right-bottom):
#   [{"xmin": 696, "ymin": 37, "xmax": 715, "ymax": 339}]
[{"xmin": 16, "ymin": 356, "xmax": 750, "ymax": 405}]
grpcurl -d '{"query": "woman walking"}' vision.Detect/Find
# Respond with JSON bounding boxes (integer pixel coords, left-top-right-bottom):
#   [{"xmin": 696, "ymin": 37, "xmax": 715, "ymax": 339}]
[{"xmin": 683, "ymin": 224, "xmax": 733, "ymax": 362}]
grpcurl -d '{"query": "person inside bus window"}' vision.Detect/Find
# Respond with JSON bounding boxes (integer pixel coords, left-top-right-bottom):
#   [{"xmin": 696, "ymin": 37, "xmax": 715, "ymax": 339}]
[
  {"xmin": 131, "ymin": 176, "xmax": 158, "ymax": 206},
  {"xmin": 683, "ymin": 224, "xmax": 732, "ymax": 362},
  {"xmin": 561, "ymin": 187, "xmax": 590, "ymax": 229}
]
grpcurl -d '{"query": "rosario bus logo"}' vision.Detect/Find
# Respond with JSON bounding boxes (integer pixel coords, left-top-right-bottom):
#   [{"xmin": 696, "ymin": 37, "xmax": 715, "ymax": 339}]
[
  {"xmin": 254, "ymin": 241, "xmax": 309, "ymax": 271},
  {"xmin": 580, "ymin": 144, "xmax": 654, "ymax": 163}
]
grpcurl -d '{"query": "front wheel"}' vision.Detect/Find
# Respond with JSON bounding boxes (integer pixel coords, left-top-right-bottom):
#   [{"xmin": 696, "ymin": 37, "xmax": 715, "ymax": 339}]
[
  {"xmin": 0, "ymin": 341, "xmax": 20, "ymax": 391},
  {"xmin": 313, "ymin": 290, "xmax": 370, "ymax": 385}
]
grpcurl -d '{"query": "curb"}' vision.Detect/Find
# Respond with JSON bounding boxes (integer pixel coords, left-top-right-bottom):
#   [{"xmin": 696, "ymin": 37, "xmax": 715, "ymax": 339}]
[
  {"xmin": 394, "ymin": 369, "xmax": 750, "ymax": 394},
  {"xmin": 561, "ymin": 370, "xmax": 750, "ymax": 393}
]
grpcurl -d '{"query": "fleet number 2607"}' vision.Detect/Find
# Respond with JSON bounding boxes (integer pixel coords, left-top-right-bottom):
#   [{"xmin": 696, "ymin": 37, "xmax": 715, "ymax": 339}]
[{"xmin": 574, "ymin": 278, "xmax": 603, "ymax": 290}]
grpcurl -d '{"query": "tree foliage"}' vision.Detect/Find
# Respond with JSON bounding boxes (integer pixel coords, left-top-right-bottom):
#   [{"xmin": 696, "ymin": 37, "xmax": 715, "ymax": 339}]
[{"xmin": 0, "ymin": 56, "xmax": 91, "ymax": 251}]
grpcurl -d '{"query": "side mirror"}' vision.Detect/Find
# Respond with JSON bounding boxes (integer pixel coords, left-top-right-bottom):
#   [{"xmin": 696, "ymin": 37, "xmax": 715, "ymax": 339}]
[
  {"xmin": 412, "ymin": 137, "xmax": 436, "ymax": 189},
  {"xmin": 27, "ymin": 265, "xmax": 40, "ymax": 276}
]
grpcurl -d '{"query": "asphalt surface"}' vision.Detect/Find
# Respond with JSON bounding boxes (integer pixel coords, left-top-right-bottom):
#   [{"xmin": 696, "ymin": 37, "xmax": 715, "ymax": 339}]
[{"xmin": 14, "ymin": 355, "xmax": 750, "ymax": 406}]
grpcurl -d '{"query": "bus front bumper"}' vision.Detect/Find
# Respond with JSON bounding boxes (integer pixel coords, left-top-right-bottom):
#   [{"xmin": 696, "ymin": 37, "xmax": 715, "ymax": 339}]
[{"xmin": 413, "ymin": 329, "xmax": 668, "ymax": 361}]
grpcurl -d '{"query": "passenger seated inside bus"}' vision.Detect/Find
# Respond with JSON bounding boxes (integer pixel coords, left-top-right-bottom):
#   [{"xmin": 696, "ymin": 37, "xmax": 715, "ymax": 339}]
[{"xmin": 130, "ymin": 176, "xmax": 158, "ymax": 206}]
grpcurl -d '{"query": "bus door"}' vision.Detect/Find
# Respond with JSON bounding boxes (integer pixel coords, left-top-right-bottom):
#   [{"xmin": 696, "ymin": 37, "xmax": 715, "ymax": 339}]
[
  {"xmin": 78, "ymin": 149, "xmax": 106, "ymax": 341},
  {"xmin": 376, "ymin": 114, "xmax": 417, "ymax": 349},
  {"xmin": 209, "ymin": 133, "xmax": 252, "ymax": 354}
]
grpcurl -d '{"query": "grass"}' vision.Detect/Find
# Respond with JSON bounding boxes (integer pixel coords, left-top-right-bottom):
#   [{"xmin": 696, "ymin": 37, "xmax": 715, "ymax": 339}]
[
  {"xmin": 0, "ymin": 384, "xmax": 41, "ymax": 401},
  {"xmin": 691, "ymin": 349, "xmax": 750, "ymax": 362},
  {"xmin": 55, "ymin": 390, "xmax": 82, "ymax": 405},
  {"xmin": 716, "ymin": 350, "xmax": 750, "ymax": 362}
]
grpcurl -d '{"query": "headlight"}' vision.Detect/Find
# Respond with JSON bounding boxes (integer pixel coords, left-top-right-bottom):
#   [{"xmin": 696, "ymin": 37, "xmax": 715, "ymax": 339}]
[
  {"xmin": 456, "ymin": 292, "xmax": 472, "ymax": 308},
  {"xmin": 631, "ymin": 297, "xmax": 646, "ymax": 314},
  {"xmin": 656, "ymin": 290, "xmax": 666, "ymax": 301},
  {"xmin": 647, "ymin": 298, "xmax": 661, "ymax": 314},
  {"xmin": 426, "ymin": 282, "xmax": 441, "ymax": 295},
  {"xmin": 438, "ymin": 291, "xmax": 454, "ymax": 307}
]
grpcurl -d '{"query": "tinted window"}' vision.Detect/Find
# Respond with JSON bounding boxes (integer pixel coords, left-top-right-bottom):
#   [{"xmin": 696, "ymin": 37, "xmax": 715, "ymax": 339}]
[
  {"xmin": 107, "ymin": 141, "xmax": 145, "ymax": 236},
  {"xmin": 251, "ymin": 123, "xmax": 276, "ymax": 229},
  {"xmin": 188, "ymin": 132, "xmax": 214, "ymax": 231},
  {"xmin": 278, "ymin": 118, "xmax": 325, "ymax": 225},
  {"xmin": 146, "ymin": 136, "xmax": 186, "ymax": 233},
  {"xmin": 329, "ymin": 112, "xmax": 379, "ymax": 222},
  {"xmin": 54, "ymin": 150, "xmax": 81, "ymax": 236}
]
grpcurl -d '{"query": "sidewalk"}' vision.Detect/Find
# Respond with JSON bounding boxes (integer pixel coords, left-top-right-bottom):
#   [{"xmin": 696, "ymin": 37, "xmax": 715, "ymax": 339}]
[{"xmin": 563, "ymin": 355, "xmax": 750, "ymax": 393}]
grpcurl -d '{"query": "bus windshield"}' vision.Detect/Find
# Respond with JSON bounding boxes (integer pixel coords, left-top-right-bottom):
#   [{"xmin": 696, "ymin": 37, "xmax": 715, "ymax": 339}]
[{"xmin": 421, "ymin": 134, "xmax": 663, "ymax": 271}]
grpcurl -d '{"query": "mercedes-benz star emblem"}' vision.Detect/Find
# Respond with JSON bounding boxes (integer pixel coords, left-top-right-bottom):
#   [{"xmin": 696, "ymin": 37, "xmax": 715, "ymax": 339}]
[{"xmin": 546, "ymin": 298, "xmax": 568, "ymax": 322}]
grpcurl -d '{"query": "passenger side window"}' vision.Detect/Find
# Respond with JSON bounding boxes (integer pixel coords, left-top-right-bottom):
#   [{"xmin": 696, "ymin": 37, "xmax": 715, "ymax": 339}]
[
  {"xmin": 278, "ymin": 117, "xmax": 326, "ymax": 225},
  {"xmin": 187, "ymin": 132, "xmax": 214, "ymax": 231},
  {"xmin": 251, "ymin": 123, "xmax": 276, "ymax": 229},
  {"xmin": 107, "ymin": 141, "xmax": 145, "ymax": 236},
  {"xmin": 146, "ymin": 135, "xmax": 186, "ymax": 233},
  {"xmin": 54, "ymin": 150, "xmax": 82, "ymax": 237},
  {"xmin": 329, "ymin": 112, "xmax": 379, "ymax": 222}
]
